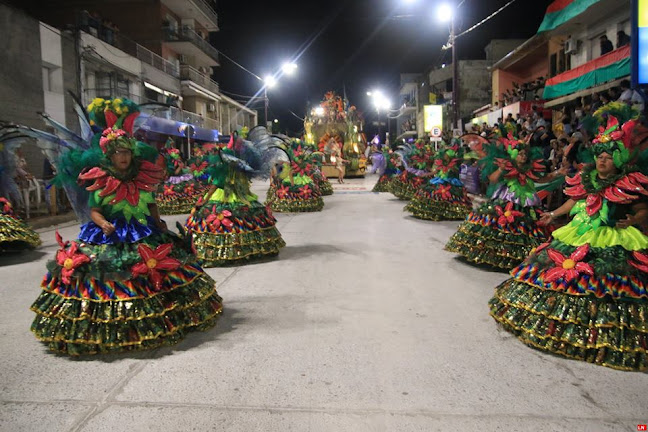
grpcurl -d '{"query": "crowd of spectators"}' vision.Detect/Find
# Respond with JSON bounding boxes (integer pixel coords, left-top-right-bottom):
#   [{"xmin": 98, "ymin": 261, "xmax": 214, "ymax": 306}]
[{"xmin": 467, "ymin": 79, "xmax": 647, "ymax": 211}]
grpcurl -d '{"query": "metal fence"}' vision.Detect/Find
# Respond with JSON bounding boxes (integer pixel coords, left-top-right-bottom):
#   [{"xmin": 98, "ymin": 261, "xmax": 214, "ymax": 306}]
[
  {"xmin": 180, "ymin": 65, "xmax": 219, "ymax": 94},
  {"xmin": 162, "ymin": 25, "xmax": 220, "ymax": 64}
]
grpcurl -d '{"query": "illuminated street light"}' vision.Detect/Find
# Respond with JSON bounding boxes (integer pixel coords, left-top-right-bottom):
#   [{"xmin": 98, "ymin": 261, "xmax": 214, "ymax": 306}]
[
  {"xmin": 264, "ymin": 75, "xmax": 277, "ymax": 88},
  {"xmin": 437, "ymin": 3, "xmax": 453, "ymax": 22},
  {"xmin": 281, "ymin": 62, "xmax": 298, "ymax": 75}
]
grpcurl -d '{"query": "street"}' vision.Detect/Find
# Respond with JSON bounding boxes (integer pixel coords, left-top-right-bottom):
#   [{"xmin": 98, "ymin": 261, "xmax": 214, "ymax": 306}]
[{"xmin": 1, "ymin": 177, "xmax": 646, "ymax": 432}]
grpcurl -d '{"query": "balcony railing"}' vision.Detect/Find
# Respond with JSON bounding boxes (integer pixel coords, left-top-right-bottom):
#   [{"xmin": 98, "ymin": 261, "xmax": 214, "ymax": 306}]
[
  {"xmin": 193, "ymin": 0, "xmax": 219, "ymax": 29},
  {"xmin": 78, "ymin": 12, "xmax": 178, "ymax": 77},
  {"xmin": 162, "ymin": 25, "xmax": 220, "ymax": 64},
  {"xmin": 136, "ymin": 45, "xmax": 179, "ymax": 77},
  {"xmin": 165, "ymin": 106, "xmax": 219, "ymax": 130},
  {"xmin": 180, "ymin": 65, "xmax": 219, "ymax": 94}
]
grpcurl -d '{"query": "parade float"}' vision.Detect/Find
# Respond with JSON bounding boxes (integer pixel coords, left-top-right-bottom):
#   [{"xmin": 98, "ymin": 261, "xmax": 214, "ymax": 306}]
[{"xmin": 304, "ymin": 92, "xmax": 367, "ymax": 178}]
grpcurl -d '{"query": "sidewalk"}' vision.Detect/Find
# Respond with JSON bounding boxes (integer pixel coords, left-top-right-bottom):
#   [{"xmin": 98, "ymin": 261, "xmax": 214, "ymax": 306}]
[{"xmin": 27, "ymin": 211, "xmax": 77, "ymax": 230}]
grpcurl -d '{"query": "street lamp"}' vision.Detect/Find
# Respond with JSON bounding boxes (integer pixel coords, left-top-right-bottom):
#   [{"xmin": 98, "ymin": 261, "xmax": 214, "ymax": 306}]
[
  {"xmin": 281, "ymin": 62, "xmax": 298, "ymax": 75},
  {"xmin": 368, "ymin": 90, "xmax": 392, "ymax": 143},
  {"xmin": 262, "ymin": 75, "xmax": 279, "ymax": 127}
]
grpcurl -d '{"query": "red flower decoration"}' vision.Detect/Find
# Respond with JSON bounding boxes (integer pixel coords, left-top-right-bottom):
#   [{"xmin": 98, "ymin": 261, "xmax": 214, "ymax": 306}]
[
  {"xmin": 544, "ymin": 245, "xmax": 594, "ymax": 282},
  {"xmin": 56, "ymin": 241, "xmax": 91, "ymax": 285},
  {"xmin": 190, "ymin": 161, "xmax": 208, "ymax": 174},
  {"xmin": 0, "ymin": 197, "xmax": 13, "ymax": 215},
  {"xmin": 80, "ymin": 160, "xmax": 165, "ymax": 206},
  {"xmin": 298, "ymin": 185, "xmax": 312, "ymax": 198},
  {"xmin": 495, "ymin": 202, "xmax": 523, "ymax": 226},
  {"xmin": 434, "ymin": 185, "xmax": 452, "ymax": 200},
  {"xmin": 131, "ymin": 243, "xmax": 181, "ymax": 289},
  {"xmin": 277, "ymin": 185, "xmax": 290, "ymax": 199},
  {"xmin": 205, "ymin": 209, "xmax": 234, "ymax": 230},
  {"xmin": 629, "ymin": 251, "xmax": 648, "ymax": 273},
  {"xmin": 99, "ymin": 128, "xmax": 126, "ymax": 153},
  {"xmin": 531, "ymin": 241, "xmax": 551, "ymax": 255},
  {"xmin": 163, "ymin": 185, "xmax": 175, "ymax": 195}
]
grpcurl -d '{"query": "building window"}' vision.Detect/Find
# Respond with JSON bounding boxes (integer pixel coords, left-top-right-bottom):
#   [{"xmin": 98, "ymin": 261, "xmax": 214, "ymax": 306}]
[
  {"xmin": 95, "ymin": 72, "xmax": 112, "ymax": 99},
  {"xmin": 42, "ymin": 66, "xmax": 51, "ymax": 92}
]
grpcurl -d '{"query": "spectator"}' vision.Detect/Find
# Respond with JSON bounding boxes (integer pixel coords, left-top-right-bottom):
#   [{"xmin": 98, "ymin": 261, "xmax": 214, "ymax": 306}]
[
  {"xmin": 600, "ymin": 35, "xmax": 614, "ymax": 55},
  {"xmin": 590, "ymin": 92, "xmax": 602, "ymax": 113},
  {"xmin": 618, "ymin": 79, "xmax": 645, "ymax": 113},
  {"xmin": 533, "ymin": 112, "xmax": 547, "ymax": 129},
  {"xmin": 600, "ymin": 92, "xmax": 611, "ymax": 105},
  {"xmin": 617, "ymin": 30, "xmax": 630, "ymax": 49}
]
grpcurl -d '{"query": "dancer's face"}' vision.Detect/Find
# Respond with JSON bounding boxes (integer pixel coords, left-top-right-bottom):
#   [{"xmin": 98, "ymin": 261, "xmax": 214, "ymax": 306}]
[
  {"xmin": 111, "ymin": 148, "xmax": 133, "ymax": 172},
  {"xmin": 595, "ymin": 153, "xmax": 616, "ymax": 178},
  {"xmin": 516, "ymin": 150, "xmax": 528, "ymax": 165}
]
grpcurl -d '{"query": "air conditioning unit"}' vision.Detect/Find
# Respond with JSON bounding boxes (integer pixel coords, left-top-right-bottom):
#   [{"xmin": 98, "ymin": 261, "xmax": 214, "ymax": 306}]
[
  {"xmin": 207, "ymin": 103, "xmax": 216, "ymax": 112},
  {"xmin": 564, "ymin": 38, "xmax": 578, "ymax": 54}
]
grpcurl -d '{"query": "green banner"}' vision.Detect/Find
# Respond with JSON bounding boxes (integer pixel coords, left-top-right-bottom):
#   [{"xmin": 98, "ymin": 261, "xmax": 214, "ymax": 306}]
[
  {"xmin": 543, "ymin": 57, "xmax": 630, "ymax": 99},
  {"xmin": 538, "ymin": 0, "xmax": 602, "ymax": 33}
]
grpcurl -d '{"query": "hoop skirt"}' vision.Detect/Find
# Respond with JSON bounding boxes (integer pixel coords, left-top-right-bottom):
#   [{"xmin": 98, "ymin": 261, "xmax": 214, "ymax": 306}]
[
  {"xmin": 405, "ymin": 177, "xmax": 472, "ymax": 221},
  {"xmin": 445, "ymin": 184, "xmax": 548, "ymax": 270},
  {"xmin": 186, "ymin": 188, "xmax": 285, "ymax": 267},
  {"xmin": 266, "ymin": 173, "xmax": 324, "ymax": 213},
  {"xmin": 0, "ymin": 199, "xmax": 40, "ymax": 250}
]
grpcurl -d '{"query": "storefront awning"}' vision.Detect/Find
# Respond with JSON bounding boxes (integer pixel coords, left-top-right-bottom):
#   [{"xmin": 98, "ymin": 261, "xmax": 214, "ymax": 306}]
[
  {"xmin": 136, "ymin": 115, "xmax": 219, "ymax": 142},
  {"xmin": 542, "ymin": 45, "xmax": 630, "ymax": 99},
  {"xmin": 537, "ymin": 0, "xmax": 603, "ymax": 33}
]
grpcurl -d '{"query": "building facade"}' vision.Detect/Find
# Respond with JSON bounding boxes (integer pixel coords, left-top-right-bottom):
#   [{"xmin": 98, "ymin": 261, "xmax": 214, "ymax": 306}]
[{"xmin": 8, "ymin": 0, "xmax": 257, "ymax": 139}]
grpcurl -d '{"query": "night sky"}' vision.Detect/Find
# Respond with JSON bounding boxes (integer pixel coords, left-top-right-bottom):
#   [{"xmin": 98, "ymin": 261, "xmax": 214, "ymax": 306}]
[{"xmin": 213, "ymin": 0, "xmax": 553, "ymax": 136}]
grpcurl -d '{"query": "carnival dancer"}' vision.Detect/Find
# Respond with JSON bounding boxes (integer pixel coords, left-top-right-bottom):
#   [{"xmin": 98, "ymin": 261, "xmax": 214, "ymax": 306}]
[
  {"xmin": 372, "ymin": 148, "xmax": 400, "ymax": 193},
  {"xmin": 28, "ymin": 98, "xmax": 222, "ymax": 355},
  {"xmin": 0, "ymin": 129, "xmax": 41, "ymax": 250},
  {"xmin": 266, "ymin": 133, "xmax": 324, "ymax": 213},
  {"xmin": 389, "ymin": 141, "xmax": 433, "ymax": 200},
  {"xmin": 185, "ymin": 129, "xmax": 286, "ymax": 266},
  {"xmin": 445, "ymin": 134, "xmax": 565, "ymax": 271},
  {"xmin": 490, "ymin": 108, "xmax": 648, "ymax": 371},
  {"xmin": 292, "ymin": 139, "xmax": 332, "ymax": 195},
  {"xmin": 157, "ymin": 138, "xmax": 201, "ymax": 215},
  {"xmin": 405, "ymin": 143, "xmax": 472, "ymax": 221}
]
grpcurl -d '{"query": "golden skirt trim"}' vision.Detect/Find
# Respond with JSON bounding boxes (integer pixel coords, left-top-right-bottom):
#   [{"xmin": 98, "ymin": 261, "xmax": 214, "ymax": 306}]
[
  {"xmin": 0, "ymin": 216, "xmax": 41, "ymax": 249},
  {"xmin": 31, "ymin": 277, "xmax": 219, "ymax": 323}
]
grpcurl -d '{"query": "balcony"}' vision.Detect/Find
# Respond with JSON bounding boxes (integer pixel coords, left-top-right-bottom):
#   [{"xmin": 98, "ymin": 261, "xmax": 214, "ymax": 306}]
[
  {"xmin": 180, "ymin": 65, "xmax": 220, "ymax": 97},
  {"xmin": 78, "ymin": 13, "xmax": 178, "ymax": 78},
  {"xmin": 167, "ymin": 106, "xmax": 219, "ymax": 130},
  {"xmin": 396, "ymin": 102, "xmax": 417, "ymax": 118},
  {"xmin": 543, "ymin": 45, "xmax": 630, "ymax": 103},
  {"xmin": 162, "ymin": 25, "xmax": 220, "ymax": 66},
  {"xmin": 161, "ymin": 0, "xmax": 219, "ymax": 31}
]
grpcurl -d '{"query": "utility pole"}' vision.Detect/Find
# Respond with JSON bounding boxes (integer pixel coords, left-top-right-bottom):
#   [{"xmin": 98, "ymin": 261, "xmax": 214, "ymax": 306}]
[
  {"xmin": 264, "ymin": 86, "xmax": 269, "ymax": 128},
  {"xmin": 451, "ymin": 15, "xmax": 460, "ymax": 130}
]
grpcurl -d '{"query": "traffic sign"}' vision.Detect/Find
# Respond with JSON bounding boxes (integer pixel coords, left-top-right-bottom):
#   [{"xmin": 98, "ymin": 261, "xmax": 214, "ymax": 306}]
[{"xmin": 431, "ymin": 126, "xmax": 442, "ymax": 137}]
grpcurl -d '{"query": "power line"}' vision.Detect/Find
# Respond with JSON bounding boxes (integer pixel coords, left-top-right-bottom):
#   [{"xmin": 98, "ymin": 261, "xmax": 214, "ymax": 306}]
[
  {"xmin": 456, "ymin": 0, "xmax": 519, "ymax": 40},
  {"xmin": 218, "ymin": 50, "xmax": 262, "ymax": 82}
]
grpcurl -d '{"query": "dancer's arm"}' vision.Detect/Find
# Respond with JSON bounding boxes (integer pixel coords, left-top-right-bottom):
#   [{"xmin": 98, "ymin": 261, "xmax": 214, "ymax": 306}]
[
  {"xmin": 90, "ymin": 208, "xmax": 115, "ymax": 235},
  {"xmin": 539, "ymin": 199, "xmax": 576, "ymax": 225}
]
